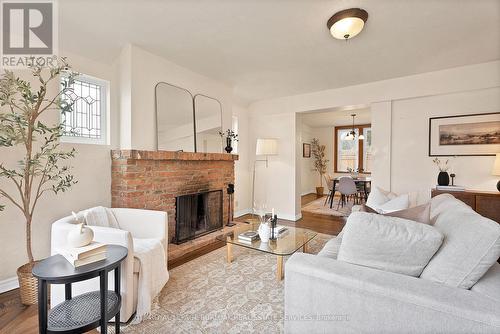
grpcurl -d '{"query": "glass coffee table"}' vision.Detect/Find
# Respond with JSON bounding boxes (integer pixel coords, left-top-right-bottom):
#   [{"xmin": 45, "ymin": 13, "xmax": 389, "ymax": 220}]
[{"xmin": 217, "ymin": 225, "xmax": 317, "ymax": 281}]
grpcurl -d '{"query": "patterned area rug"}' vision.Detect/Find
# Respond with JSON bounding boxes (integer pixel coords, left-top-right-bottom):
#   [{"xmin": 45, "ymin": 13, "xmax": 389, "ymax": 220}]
[
  {"xmin": 301, "ymin": 196, "xmax": 353, "ymax": 217},
  {"xmin": 120, "ymin": 233, "xmax": 333, "ymax": 334}
]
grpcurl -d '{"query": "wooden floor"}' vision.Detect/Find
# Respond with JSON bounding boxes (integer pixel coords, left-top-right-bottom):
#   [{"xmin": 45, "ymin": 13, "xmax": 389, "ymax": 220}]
[{"xmin": 0, "ymin": 193, "xmax": 342, "ymax": 334}]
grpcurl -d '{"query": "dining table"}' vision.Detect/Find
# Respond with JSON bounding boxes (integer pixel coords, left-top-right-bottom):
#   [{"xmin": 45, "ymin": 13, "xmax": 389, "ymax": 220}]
[{"xmin": 327, "ymin": 176, "xmax": 372, "ymax": 208}]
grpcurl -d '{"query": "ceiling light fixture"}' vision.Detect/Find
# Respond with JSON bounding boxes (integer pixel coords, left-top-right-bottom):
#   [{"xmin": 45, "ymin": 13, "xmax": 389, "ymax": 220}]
[
  {"xmin": 344, "ymin": 114, "xmax": 364, "ymax": 141},
  {"xmin": 327, "ymin": 8, "xmax": 368, "ymax": 40}
]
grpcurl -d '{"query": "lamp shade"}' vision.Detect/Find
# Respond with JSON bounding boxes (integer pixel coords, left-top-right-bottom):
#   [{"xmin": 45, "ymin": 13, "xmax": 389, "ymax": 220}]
[
  {"xmin": 492, "ymin": 153, "xmax": 500, "ymax": 176},
  {"xmin": 256, "ymin": 138, "xmax": 278, "ymax": 156}
]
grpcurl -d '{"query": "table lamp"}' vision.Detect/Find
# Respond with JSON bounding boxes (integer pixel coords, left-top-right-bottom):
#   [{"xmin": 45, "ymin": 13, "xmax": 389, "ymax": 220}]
[
  {"xmin": 492, "ymin": 153, "xmax": 500, "ymax": 192},
  {"xmin": 251, "ymin": 138, "xmax": 278, "ymax": 220}
]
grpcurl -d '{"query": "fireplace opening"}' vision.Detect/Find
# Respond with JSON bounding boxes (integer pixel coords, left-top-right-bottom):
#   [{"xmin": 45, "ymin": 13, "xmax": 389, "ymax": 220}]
[{"xmin": 174, "ymin": 189, "xmax": 223, "ymax": 244}]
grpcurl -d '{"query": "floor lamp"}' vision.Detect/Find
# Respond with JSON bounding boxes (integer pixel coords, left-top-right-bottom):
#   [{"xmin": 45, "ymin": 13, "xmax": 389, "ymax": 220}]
[{"xmin": 250, "ymin": 138, "xmax": 278, "ymax": 221}]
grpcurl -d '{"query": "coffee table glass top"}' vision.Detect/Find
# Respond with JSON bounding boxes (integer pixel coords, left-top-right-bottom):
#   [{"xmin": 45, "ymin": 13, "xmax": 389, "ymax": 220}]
[{"xmin": 217, "ymin": 225, "xmax": 317, "ymax": 256}]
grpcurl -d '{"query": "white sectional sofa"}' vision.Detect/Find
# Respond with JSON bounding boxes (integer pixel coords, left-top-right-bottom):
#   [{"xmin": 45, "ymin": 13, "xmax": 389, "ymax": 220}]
[{"xmin": 285, "ymin": 194, "xmax": 500, "ymax": 333}]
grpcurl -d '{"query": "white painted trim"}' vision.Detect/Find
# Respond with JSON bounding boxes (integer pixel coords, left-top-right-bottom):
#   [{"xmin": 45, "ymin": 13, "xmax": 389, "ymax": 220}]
[
  {"xmin": 301, "ymin": 189, "xmax": 317, "ymax": 196},
  {"xmin": 0, "ymin": 276, "xmax": 19, "ymax": 293},
  {"xmin": 234, "ymin": 208, "xmax": 252, "ymax": 218},
  {"xmin": 279, "ymin": 213, "xmax": 302, "ymax": 221}
]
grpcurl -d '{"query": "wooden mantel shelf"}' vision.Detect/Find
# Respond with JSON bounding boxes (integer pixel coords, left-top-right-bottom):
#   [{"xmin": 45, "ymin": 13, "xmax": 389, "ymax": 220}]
[{"xmin": 111, "ymin": 149, "xmax": 239, "ymax": 161}]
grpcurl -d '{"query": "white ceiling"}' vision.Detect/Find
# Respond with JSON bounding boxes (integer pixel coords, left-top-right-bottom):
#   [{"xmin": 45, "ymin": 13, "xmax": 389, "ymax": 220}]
[
  {"xmin": 301, "ymin": 107, "xmax": 371, "ymax": 128},
  {"xmin": 59, "ymin": 0, "xmax": 500, "ymax": 102}
]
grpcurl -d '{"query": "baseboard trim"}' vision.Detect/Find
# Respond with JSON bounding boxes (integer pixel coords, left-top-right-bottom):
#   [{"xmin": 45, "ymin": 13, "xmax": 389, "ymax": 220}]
[
  {"xmin": 0, "ymin": 276, "xmax": 19, "ymax": 293},
  {"xmin": 301, "ymin": 190, "xmax": 316, "ymax": 196},
  {"xmin": 279, "ymin": 213, "xmax": 302, "ymax": 222},
  {"xmin": 234, "ymin": 208, "xmax": 252, "ymax": 218}
]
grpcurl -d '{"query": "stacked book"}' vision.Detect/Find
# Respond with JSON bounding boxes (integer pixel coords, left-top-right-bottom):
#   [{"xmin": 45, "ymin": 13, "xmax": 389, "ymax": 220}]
[
  {"xmin": 436, "ymin": 185, "xmax": 465, "ymax": 192},
  {"xmin": 273, "ymin": 225, "xmax": 288, "ymax": 237},
  {"xmin": 238, "ymin": 231, "xmax": 260, "ymax": 243},
  {"xmin": 60, "ymin": 242, "xmax": 107, "ymax": 267}
]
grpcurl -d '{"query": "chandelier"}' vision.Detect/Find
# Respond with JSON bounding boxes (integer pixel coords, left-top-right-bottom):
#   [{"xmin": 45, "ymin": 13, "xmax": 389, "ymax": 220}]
[{"xmin": 344, "ymin": 114, "xmax": 365, "ymax": 141}]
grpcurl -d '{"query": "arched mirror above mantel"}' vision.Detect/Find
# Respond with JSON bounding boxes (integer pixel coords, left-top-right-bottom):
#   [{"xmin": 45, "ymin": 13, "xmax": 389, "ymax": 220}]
[
  {"xmin": 155, "ymin": 82, "xmax": 223, "ymax": 153},
  {"xmin": 194, "ymin": 94, "xmax": 223, "ymax": 153}
]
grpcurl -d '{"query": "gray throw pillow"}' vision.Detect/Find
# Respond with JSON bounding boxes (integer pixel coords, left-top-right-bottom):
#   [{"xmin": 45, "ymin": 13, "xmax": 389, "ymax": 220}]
[
  {"xmin": 359, "ymin": 203, "xmax": 431, "ymax": 225},
  {"xmin": 338, "ymin": 212, "xmax": 444, "ymax": 277}
]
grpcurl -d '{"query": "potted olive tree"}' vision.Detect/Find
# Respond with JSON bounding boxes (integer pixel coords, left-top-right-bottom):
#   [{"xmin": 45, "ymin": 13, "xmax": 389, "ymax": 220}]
[
  {"xmin": 311, "ymin": 138, "xmax": 328, "ymax": 196},
  {"xmin": 0, "ymin": 59, "xmax": 78, "ymax": 304}
]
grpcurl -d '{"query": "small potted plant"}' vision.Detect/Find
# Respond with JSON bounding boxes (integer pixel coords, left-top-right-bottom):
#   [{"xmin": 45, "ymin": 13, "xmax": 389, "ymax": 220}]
[
  {"xmin": 311, "ymin": 138, "xmax": 329, "ymax": 196},
  {"xmin": 433, "ymin": 158, "xmax": 450, "ymax": 186},
  {"xmin": 219, "ymin": 129, "xmax": 238, "ymax": 153}
]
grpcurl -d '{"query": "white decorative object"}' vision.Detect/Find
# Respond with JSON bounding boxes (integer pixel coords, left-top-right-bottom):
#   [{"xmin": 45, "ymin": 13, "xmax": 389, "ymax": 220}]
[
  {"xmin": 67, "ymin": 223, "xmax": 94, "ymax": 248},
  {"xmin": 258, "ymin": 222, "xmax": 270, "ymax": 243}
]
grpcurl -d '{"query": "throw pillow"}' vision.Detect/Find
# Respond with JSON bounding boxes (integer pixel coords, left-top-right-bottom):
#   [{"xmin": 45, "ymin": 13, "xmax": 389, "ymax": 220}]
[
  {"xmin": 83, "ymin": 206, "xmax": 120, "ymax": 229},
  {"xmin": 338, "ymin": 212, "xmax": 444, "ymax": 277},
  {"xmin": 359, "ymin": 203, "xmax": 431, "ymax": 225},
  {"xmin": 420, "ymin": 196, "xmax": 500, "ymax": 289},
  {"xmin": 365, "ymin": 186, "xmax": 410, "ymax": 213},
  {"xmin": 317, "ymin": 231, "xmax": 343, "ymax": 259},
  {"xmin": 365, "ymin": 186, "xmax": 397, "ymax": 208}
]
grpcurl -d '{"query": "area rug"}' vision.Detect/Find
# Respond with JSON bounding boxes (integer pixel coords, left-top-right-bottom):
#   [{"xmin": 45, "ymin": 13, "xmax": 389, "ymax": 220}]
[
  {"xmin": 119, "ymin": 233, "xmax": 333, "ymax": 334},
  {"xmin": 301, "ymin": 196, "xmax": 353, "ymax": 217}
]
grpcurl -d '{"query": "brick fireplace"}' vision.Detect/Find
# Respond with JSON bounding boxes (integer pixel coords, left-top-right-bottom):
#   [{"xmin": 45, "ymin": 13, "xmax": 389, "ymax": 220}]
[{"xmin": 111, "ymin": 150, "xmax": 239, "ymax": 262}]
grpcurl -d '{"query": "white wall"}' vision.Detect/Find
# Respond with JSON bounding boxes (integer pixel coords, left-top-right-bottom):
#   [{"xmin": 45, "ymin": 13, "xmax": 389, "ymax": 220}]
[
  {"xmin": 298, "ymin": 120, "xmax": 316, "ymax": 195},
  {"xmin": 248, "ymin": 61, "xmax": 500, "ymax": 219},
  {"xmin": 0, "ymin": 52, "xmax": 118, "ymax": 282},
  {"xmin": 119, "ymin": 45, "xmax": 234, "ymax": 151},
  {"xmin": 297, "ymin": 120, "xmax": 334, "ymax": 195},
  {"xmin": 391, "ymin": 87, "xmax": 500, "ymax": 204},
  {"xmin": 232, "ymin": 103, "xmax": 252, "ymax": 217},
  {"xmin": 249, "ymin": 111, "xmax": 298, "ymax": 221}
]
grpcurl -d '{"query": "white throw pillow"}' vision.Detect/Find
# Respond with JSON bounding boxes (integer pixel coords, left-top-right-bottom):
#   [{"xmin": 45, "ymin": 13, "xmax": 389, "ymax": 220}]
[
  {"xmin": 366, "ymin": 187, "xmax": 410, "ymax": 213},
  {"xmin": 338, "ymin": 212, "xmax": 444, "ymax": 277},
  {"xmin": 377, "ymin": 194, "xmax": 410, "ymax": 213},
  {"xmin": 365, "ymin": 186, "xmax": 396, "ymax": 208},
  {"xmin": 317, "ymin": 231, "xmax": 343, "ymax": 259},
  {"xmin": 420, "ymin": 196, "xmax": 500, "ymax": 289}
]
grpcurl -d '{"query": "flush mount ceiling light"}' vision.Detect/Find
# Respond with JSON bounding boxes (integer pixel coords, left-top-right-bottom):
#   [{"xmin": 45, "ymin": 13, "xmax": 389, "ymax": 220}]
[{"xmin": 327, "ymin": 8, "xmax": 368, "ymax": 40}]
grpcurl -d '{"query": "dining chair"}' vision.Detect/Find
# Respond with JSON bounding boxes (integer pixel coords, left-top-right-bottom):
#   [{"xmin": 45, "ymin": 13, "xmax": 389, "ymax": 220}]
[
  {"xmin": 323, "ymin": 174, "xmax": 334, "ymax": 206},
  {"xmin": 337, "ymin": 176, "xmax": 359, "ymax": 209}
]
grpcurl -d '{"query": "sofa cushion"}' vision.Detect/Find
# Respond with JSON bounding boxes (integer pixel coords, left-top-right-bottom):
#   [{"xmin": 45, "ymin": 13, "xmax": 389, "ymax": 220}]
[
  {"xmin": 366, "ymin": 186, "xmax": 397, "ymax": 208},
  {"xmin": 317, "ymin": 232, "xmax": 343, "ymax": 259},
  {"xmin": 359, "ymin": 203, "xmax": 431, "ymax": 225},
  {"xmin": 366, "ymin": 187, "xmax": 410, "ymax": 213},
  {"xmin": 420, "ymin": 197, "xmax": 500, "ymax": 289},
  {"xmin": 471, "ymin": 263, "xmax": 500, "ymax": 302},
  {"xmin": 338, "ymin": 212, "xmax": 443, "ymax": 277},
  {"xmin": 430, "ymin": 193, "xmax": 472, "ymax": 221}
]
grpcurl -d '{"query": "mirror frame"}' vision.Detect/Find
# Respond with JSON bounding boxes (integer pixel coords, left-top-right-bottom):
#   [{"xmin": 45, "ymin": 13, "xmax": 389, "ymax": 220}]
[
  {"xmin": 193, "ymin": 94, "xmax": 223, "ymax": 153},
  {"xmin": 154, "ymin": 82, "xmax": 196, "ymax": 152}
]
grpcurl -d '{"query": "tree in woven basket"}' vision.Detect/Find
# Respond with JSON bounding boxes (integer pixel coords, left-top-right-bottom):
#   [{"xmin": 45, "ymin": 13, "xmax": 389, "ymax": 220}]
[
  {"xmin": 0, "ymin": 58, "xmax": 78, "ymax": 264},
  {"xmin": 311, "ymin": 138, "xmax": 329, "ymax": 188}
]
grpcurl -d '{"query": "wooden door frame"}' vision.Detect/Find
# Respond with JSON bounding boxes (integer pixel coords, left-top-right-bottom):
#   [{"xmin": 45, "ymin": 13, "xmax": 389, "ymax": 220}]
[{"xmin": 334, "ymin": 124, "xmax": 371, "ymax": 173}]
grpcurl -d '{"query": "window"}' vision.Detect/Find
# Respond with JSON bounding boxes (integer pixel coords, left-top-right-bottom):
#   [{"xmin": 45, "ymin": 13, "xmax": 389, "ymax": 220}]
[
  {"xmin": 61, "ymin": 75, "xmax": 108, "ymax": 144},
  {"xmin": 334, "ymin": 124, "xmax": 371, "ymax": 173}
]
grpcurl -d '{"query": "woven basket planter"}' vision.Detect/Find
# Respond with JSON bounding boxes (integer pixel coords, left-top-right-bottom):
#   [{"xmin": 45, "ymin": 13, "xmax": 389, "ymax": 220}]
[{"xmin": 17, "ymin": 261, "xmax": 40, "ymax": 305}]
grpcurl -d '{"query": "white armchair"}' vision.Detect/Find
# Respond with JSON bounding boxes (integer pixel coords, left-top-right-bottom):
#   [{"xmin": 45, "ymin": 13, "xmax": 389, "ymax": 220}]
[{"xmin": 50, "ymin": 207, "xmax": 168, "ymax": 322}]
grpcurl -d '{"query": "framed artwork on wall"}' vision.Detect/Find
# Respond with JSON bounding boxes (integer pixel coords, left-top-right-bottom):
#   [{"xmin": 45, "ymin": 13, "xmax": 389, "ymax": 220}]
[
  {"xmin": 428, "ymin": 112, "xmax": 500, "ymax": 156},
  {"xmin": 303, "ymin": 143, "xmax": 311, "ymax": 158}
]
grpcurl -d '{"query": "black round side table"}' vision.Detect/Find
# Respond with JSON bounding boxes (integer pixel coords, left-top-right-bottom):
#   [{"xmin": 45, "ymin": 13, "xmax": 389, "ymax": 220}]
[{"xmin": 32, "ymin": 245, "xmax": 128, "ymax": 334}]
